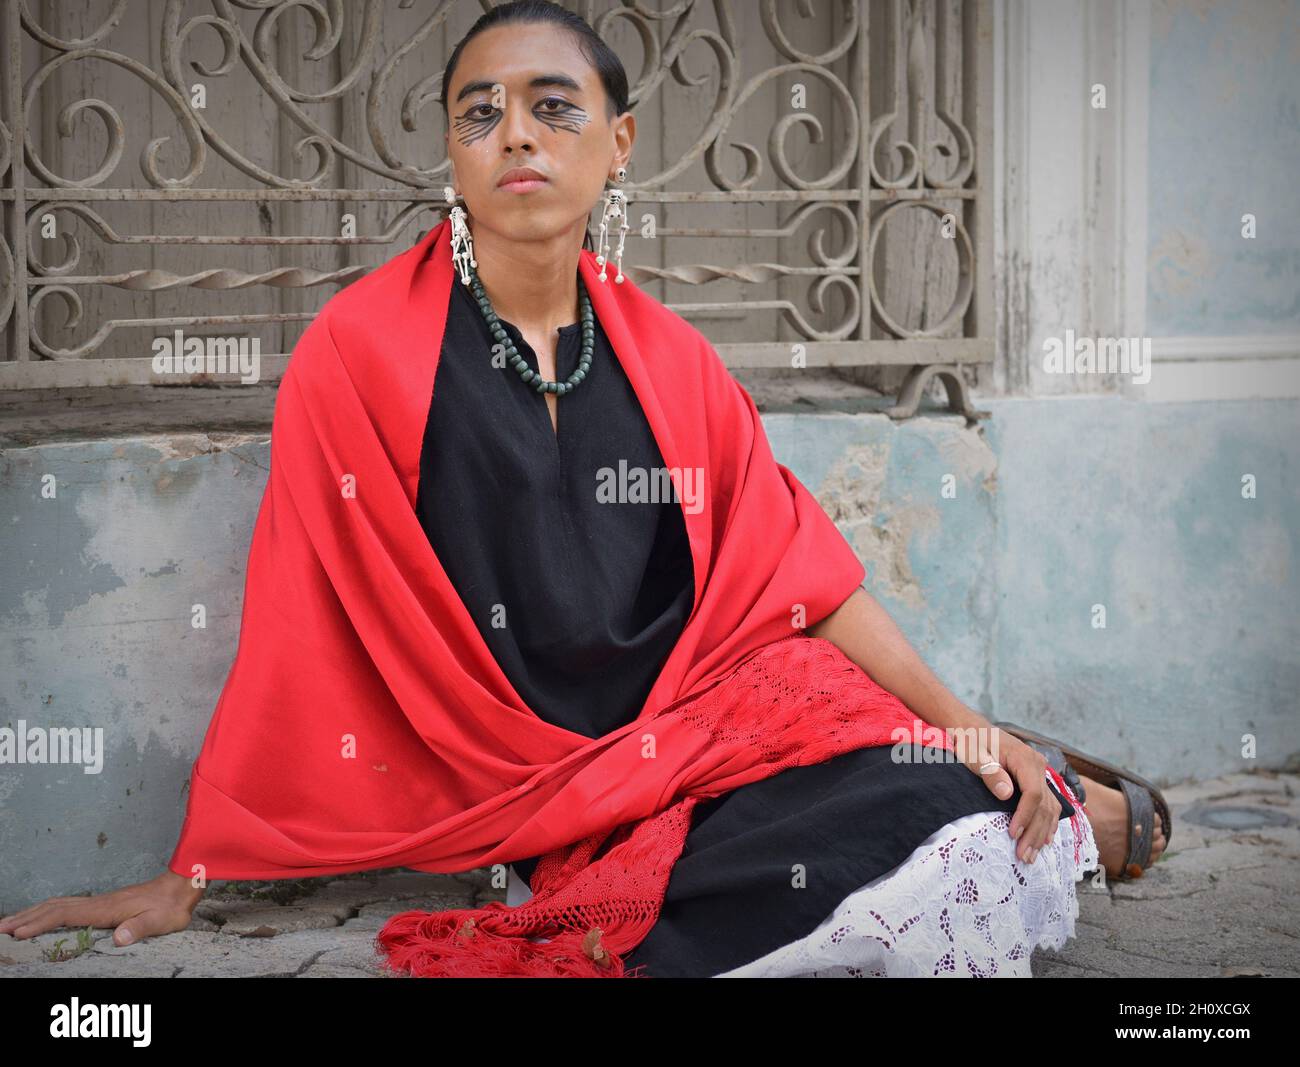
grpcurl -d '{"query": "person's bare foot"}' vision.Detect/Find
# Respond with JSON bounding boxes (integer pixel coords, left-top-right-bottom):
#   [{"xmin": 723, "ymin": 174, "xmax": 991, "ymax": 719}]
[{"xmin": 1076, "ymin": 772, "xmax": 1166, "ymax": 879}]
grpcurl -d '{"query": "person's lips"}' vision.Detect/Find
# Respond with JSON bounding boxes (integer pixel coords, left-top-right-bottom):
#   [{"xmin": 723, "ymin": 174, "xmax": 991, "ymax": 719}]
[{"xmin": 497, "ymin": 167, "xmax": 548, "ymax": 193}]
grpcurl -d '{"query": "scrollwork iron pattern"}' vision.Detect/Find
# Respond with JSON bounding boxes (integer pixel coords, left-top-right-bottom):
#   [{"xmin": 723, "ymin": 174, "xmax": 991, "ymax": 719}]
[{"xmin": 0, "ymin": 0, "xmax": 986, "ymax": 368}]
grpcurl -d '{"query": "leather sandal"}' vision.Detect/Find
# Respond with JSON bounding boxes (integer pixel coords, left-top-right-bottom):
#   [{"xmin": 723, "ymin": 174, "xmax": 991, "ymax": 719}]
[{"xmin": 991, "ymin": 720, "xmax": 1172, "ymax": 881}]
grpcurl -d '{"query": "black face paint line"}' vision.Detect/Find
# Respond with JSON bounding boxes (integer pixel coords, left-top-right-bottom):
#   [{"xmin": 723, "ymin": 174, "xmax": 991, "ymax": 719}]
[
  {"xmin": 453, "ymin": 104, "xmax": 505, "ymax": 147},
  {"xmin": 534, "ymin": 97, "xmax": 591, "ymax": 136},
  {"xmin": 453, "ymin": 96, "xmax": 591, "ymax": 146}
]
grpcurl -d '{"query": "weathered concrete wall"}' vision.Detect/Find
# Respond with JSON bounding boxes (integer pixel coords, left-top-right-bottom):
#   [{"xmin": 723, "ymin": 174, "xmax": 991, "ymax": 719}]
[
  {"xmin": 1148, "ymin": 1, "xmax": 1300, "ymax": 336},
  {"xmin": 0, "ymin": 434, "xmax": 270, "ymax": 908},
  {"xmin": 767, "ymin": 411, "xmax": 1001, "ymax": 717},
  {"xmin": 982, "ymin": 396, "xmax": 1300, "ymax": 783},
  {"xmin": 4, "ymin": 400, "xmax": 1296, "ymax": 905},
  {"xmin": 775, "ymin": 398, "xmax": 1300, "ymax": 786}
]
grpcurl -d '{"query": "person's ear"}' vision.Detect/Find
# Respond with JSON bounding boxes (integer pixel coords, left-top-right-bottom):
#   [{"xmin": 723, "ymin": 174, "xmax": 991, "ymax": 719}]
[{"xmin": 613, "ymin": 112, "xmax": 636, "ymax": 171}]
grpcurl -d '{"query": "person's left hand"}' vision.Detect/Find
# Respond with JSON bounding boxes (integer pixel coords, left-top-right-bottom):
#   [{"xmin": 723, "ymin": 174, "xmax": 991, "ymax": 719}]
[{"xmin": 948, "ymin": 724, "xmax": 1060, "ymax": 865}]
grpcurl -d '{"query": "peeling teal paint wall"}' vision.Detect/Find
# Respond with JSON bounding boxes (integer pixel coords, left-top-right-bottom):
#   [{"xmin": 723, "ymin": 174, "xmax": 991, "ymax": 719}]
[
  {"xmin": 765, "ymin": 413, "xmax": 1000, "ymax": 718},
  {"xmin": 983, "ymin": 396, "xmax": 1299, "ymax": 781},
  {"xmin": 0, "ymin": 437, "xmax": 268, "ymax": 906}
]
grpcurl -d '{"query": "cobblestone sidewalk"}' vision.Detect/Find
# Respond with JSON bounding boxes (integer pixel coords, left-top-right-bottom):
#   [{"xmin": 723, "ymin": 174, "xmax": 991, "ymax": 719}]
[{"xmin": 2, "ymin": 770, "xmax": 1296, "ymax": 978}]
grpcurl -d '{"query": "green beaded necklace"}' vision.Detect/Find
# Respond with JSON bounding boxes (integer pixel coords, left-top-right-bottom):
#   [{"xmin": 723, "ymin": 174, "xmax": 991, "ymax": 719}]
[{"xmin": 464, "ymin": 262, "xmax": 595, "ymax": 396}]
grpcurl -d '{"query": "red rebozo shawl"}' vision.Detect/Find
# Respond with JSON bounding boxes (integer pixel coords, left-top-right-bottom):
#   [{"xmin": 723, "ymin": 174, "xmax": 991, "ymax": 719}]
[{"xmin": 167, "ymin": 215, "xmax": 965, "ymax": 977}]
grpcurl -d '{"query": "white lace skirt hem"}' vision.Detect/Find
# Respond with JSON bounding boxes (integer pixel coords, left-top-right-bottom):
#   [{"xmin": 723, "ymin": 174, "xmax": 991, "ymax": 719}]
[{"xmin": 716, "ymin": 772, "xmax": 1100, "ymax": 978}]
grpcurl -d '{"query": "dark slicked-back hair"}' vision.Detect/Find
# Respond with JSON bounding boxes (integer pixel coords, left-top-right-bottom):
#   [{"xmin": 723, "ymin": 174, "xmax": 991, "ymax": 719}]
[{"xmin": 440, "ymin": 0, "xmax": 630, "ymax": 122}]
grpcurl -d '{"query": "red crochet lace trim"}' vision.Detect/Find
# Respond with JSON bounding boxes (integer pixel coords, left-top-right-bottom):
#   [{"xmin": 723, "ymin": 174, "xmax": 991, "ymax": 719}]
[{"xmin": 374, "ymin": 633, "xmax": 951, "ymax": 978}]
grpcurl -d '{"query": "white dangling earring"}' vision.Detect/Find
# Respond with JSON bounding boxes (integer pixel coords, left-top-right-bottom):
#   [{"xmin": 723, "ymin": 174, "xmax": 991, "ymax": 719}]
[
  {"xmin": 444, "ymin": 185, "xmax": 476, "ymax": 285},
  {"xmin": 595, "ymin": 166, "xmax": 630, "ymax": 283}
]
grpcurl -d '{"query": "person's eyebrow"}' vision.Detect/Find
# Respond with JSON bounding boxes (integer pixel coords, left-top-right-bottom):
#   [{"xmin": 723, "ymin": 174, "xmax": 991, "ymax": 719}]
[{"xmin": 454, "ymin": 73, "xmax": 583, "ymax": 104}]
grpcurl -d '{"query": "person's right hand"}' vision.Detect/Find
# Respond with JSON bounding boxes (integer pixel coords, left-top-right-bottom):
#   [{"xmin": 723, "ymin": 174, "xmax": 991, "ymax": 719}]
[{"xmin": 0, "ymin": 870, "xmax": 206, "ymax": 948}]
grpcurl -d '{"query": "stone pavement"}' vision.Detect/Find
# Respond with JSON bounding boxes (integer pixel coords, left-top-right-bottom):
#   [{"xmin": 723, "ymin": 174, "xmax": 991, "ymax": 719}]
[
  {"xmin": 1034, "ymin": 768, "xmax": 1299, "ymax": 978},
  {"xmin": 2, "ymin": 769, "xmax": 1296, "ymax": 978}
]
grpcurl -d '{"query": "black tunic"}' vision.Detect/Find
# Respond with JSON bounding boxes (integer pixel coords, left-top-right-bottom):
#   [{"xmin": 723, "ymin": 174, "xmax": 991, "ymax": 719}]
[
  {"xmin": 416, "ymin": 273, "xmax": 695, "ymax": 738},
  {"xmin": 415, "ymin": 273, "xmax": 1075, "ymax": 977}
]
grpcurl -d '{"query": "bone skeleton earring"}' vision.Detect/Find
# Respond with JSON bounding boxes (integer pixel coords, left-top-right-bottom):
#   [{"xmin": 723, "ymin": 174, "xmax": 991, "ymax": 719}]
[
  {"xmin": 595, "ymin": 166, "xmax": 630, "ymax": 283},
  {"xmin": 444, "ymin": 185, "xmax": 476, "ymax": 285}
]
